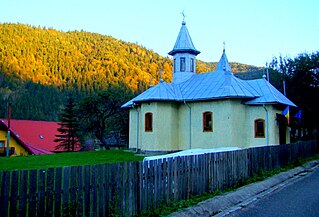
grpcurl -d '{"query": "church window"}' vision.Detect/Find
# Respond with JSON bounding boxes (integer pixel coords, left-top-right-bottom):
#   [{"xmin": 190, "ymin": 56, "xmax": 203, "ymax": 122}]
[
  {"xmin": 180, "ymin": 57, "xmax": 186, "ymax": 72},
  {"xmin": 255, "ymin": 119, "xmax": 265, "ymax": 138},
  {"xmin": 173, "ymin": 58, "xmax": 176, "ymax": 73},
  {"xmin": 203, "ymin": 111, "xmax": 213, "ymax": 132},
  {"xmin": 190, "ymin": 58, "xmax": 194, "ymax": 72},
  {"xmin": 145, "ymin": 112, "xmax": 153, "ymax": 132}
]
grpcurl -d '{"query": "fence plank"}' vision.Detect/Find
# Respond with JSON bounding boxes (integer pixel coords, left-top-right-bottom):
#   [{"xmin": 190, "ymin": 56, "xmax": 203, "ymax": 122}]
[
  {"xmin": 28, "ymin": 170, "xmax": 38, "ymax": 216},
  {"xmin": 97, "ymin": 164, "xmax": 105, "ymax": 217},
  {"xmin": 37, "ymin": 169, "xmax": 46, "ymax": 217},
  {"xmin": 139, "ymin": 162, "xmax": 145, "ymax": 213},
  {"xmin": 84, "ymin": 165, "xmax": 91, "ymax": 217},
  {"xmin": 127, "ymin": 162, "xmax": 134, "ymax": 216},
  {"xmin": 69, "ymin": 166, "xmax": 77, "ymax": 217},
  {"xmin": 19, "ymin": 170, "xmax": 28, "ymax": 217},
  {"xmin": 91, "ymin": 165, "xmax": 97, "ymax": 217},
  {"xmin": 173, "ymin": 157, "xmax": 178, "ymax": 201},
  {"xmin": 0, "ymin": 171, "xmax": 2, "ymax": 197},
  {"xmin": 76, "ymin": 166, "xmax": 84, "ymax": 217},
  {"xmin": 45, "ymin": 168, "xmax": 55, "ymax": 216},
  {"xmin": 9, "ymin": 170, "xmax": 18, "ymax": 216},
  {"xmin": 104, "ymin": 164, "xmax": 110, "ymax": 216},
  {"xmin": 62, "ymin": 167, "xmax": 71, "ymax": 216},
  {"xmin": 54, "ymin": 167, "xmax": 62, "ymax": 217},
  {"xmin": 167, "ymin": 157, "xmax": 173, "ymax": 201},
  {"xmin": 121, "ymin": 162, "xmax": 127, "ymax": 216},
  {"xmin": 147, "ymin": 160, "xmax": 154, "ymax": 209},
  {"xmin": 0, "ymin": 171, "xmax": 10, "ymax": 217}
]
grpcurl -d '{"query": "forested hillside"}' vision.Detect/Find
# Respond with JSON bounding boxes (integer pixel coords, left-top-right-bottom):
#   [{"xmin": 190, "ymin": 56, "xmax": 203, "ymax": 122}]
[{"xmin": 0, "ymin": 23, "xmax": 261, "ymax": 121}]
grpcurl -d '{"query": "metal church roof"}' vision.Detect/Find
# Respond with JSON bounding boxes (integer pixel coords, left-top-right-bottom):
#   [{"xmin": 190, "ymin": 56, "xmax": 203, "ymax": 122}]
[
  {"xmin": 121, "ymin": 81, "xmax": 177, "ymax": 108},
  {"xmin": 168, "ymin": 21, "xmax": 200, "ymax": 56},
  {"xmin": 244, "ymin": 79, "xmax": 297, "ymax": 107},
  {"xmin": 122, "ymin": 48, "xmax": 296, "ymax": 108}
]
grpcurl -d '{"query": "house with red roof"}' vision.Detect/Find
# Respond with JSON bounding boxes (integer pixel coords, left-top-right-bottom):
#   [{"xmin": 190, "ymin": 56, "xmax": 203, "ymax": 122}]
[{"xmin": 0, "ymin": 119, "xmax": 80, "ymax": 156}]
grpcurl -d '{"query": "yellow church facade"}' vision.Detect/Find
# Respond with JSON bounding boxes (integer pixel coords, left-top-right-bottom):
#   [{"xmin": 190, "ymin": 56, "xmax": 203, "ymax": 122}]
[
  {"xmin": 128, "ymin": 100, "xmax": 290, "ymax": 151},
  {"xmin": 123, "ymin": 20, "xmax": 295, "ymax": 152}
]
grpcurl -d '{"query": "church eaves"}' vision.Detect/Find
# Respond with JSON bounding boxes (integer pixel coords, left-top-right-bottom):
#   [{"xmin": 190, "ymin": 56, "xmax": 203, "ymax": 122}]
[{"xmin": 168, "ymin": 21, "xmax": 200, "ymax": 56}]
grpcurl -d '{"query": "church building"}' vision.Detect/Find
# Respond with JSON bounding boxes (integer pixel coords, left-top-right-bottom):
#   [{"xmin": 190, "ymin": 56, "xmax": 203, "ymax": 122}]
[{"xmin": 122, "ymin": 20, "xmax": 296, "ymax": 152}]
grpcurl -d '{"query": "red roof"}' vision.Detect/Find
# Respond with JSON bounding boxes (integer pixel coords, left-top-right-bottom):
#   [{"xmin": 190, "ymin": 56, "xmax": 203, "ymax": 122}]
[{"xmin": 0, "ymin": 119, "xmax": 80, "ymax": 155}]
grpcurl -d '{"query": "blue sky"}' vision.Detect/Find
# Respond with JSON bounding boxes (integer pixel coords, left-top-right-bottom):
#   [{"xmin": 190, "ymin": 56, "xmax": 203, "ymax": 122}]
[{"xmin": 1, "ymin": 0, "xmax": 318, "ymax": 66}]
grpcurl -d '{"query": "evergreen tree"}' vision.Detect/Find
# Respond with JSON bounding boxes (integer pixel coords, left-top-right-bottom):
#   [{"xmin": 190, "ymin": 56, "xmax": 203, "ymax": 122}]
[{"xmin": 55, "ymin": 96, "xmax": 81, "ymax": 151}]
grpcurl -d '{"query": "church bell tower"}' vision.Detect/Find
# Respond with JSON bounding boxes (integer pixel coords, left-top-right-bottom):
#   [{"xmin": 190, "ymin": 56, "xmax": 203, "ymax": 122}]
[{"xmin": 168, "ymin": 20, "xmax": 200, "ymax": 83}]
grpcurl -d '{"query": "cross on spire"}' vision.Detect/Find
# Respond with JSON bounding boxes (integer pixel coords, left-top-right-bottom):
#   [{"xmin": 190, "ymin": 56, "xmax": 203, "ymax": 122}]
[{"xmin": 181, "ymin": 10, "xmax": 186, "ymax": 21}]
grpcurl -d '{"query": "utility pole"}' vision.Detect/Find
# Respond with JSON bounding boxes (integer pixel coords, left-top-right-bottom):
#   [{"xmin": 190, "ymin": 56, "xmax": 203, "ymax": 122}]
[
  {"xmin": 283, "ymin": 80, "xmax": 286, "ymax": 96},
  {"xmin": 6, "ymin": 103, "xmax": 11, "ymax": 157}
]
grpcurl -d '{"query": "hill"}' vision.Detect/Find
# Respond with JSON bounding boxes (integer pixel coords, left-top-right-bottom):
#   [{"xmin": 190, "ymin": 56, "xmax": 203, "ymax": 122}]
[{"xmin": 0, "ymin": 23, "xmax": 262, "ymax": 121}]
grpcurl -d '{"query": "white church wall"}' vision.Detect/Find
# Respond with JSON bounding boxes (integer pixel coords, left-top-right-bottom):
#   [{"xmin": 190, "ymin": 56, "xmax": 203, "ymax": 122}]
[
  {"xmin": 183, "ymin": 100, "xmax": 238, "ymax": 149},
  {"xmin": 128, "ymin": 108, "xmax": 139, "ymax": 150},
  {"xmin": 132, "ymin": 102, "xmax": 180, "ymax": 151}
]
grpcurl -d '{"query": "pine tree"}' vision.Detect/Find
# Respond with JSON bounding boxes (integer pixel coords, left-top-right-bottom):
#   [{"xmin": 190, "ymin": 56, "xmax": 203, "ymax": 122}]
[{"xmin": 55, "ymin": 95, "xmax": 80, "ymax": 151}]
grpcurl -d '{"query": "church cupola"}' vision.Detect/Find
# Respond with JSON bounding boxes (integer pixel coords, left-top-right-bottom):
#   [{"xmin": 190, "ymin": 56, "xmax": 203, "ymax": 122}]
[
  {"xmin": 215, "ymin": 46, "xmax": 232, "ymax": 73},
  {"xmin": 168, "ymin": 20, "xmax": 200, "ymax": 83}
]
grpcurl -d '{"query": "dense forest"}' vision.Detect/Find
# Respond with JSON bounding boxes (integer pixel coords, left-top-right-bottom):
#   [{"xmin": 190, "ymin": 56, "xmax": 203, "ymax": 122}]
[{"xmin": 0, "ymin": 23, "xmax": 261, "ymax": 121}]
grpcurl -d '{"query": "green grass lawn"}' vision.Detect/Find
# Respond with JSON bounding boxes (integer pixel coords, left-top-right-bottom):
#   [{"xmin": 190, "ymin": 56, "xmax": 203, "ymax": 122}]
[{"xmin": 0, "ymin": 150, "xmax": 145, "ymax": 171}]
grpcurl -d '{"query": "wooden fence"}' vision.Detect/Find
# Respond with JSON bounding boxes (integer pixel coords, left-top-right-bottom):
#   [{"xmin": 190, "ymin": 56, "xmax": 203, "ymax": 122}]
[{"xmin": 0, "ymin": 140, "xmax": 317, "ymax": 216}]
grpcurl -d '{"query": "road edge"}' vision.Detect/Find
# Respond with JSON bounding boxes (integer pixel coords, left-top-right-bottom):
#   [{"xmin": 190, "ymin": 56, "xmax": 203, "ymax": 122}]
[{"xmin": 168, "ymin": 160, "xmax": 319, "ymax": 217}]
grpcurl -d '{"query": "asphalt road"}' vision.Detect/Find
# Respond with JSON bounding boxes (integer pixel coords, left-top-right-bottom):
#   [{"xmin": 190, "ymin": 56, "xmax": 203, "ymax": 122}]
[{"xmin": 227, "ymin": 166, "xmax": 319, "ymax": 217}]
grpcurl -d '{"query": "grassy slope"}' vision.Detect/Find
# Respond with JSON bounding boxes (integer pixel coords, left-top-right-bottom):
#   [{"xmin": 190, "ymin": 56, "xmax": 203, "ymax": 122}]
[{"xmin": 0, "ymin": 150, "xmax": 144, "ymax": 171}]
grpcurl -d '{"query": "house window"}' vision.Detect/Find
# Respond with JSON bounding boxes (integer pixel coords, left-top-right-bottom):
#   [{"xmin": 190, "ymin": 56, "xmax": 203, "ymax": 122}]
[
  {"xmin": 190, "ymin": 58, "xmax": 194, "ymax": 72},
  {"xmin": 203, "ymin": 111, "xmax": 213, "ymax": 132},
  {"xmin": 145, "ymin": 112, "xmax": 153, "ymax": 132},
  {"xmin": 0, "ymin": 141, "xmax": 4, "ymax": 148},
  {"xmin": 180, "ymin": 57, "xmax": 186, "ymax": 72},
  {"xmin": 173, "ymin": 58, "xmax": 176, "ymax": 73},
  {"xmin": 255, "ymin": 119, "xmax": 265, "ymax": 138}
]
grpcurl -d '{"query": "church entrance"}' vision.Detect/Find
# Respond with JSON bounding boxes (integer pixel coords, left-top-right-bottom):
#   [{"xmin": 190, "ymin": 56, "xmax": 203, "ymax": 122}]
[{"xmin": 276, "ymin": 114, "xmax": 287, "ymax": 144}]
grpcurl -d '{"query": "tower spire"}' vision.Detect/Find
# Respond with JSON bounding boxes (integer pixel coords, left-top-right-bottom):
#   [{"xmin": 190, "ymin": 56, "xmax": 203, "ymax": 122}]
[
  {"xmin": 168, "ymin": 20, "xmax": 200, "ymax": 83},
  {"xmin": 216, "ymin": 43, "xmax": 232, "ymax": 73}
]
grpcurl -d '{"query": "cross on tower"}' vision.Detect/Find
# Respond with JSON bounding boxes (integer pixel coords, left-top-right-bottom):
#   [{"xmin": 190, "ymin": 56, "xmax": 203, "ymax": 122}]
[{"xmin": 181, "ymin": 10, "xmax": 186, "ymax": 21}]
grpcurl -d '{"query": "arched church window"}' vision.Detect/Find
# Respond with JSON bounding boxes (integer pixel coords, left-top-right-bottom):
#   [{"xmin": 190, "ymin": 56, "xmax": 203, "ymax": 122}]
[
  {"xmin": 145, "ymin": 112, "xmax": 153, "ymax": 132},
  {"xmin": 203, "ymin": 111, "xmax": 213, "ymax": 132},
  {"xmin": 190, "ymin": 58, "xmax": 194, "ymax": 72},
  {"xmin": 180, "ymin": 57, "xmax": 186, "ymax": 72},
  {"xmin": 255, "ymin": 119, "xmax": 265, "ymax": 138},
  {"xmin": 173, "ymin": 58, "xmax": 176, "ymax": 73}
]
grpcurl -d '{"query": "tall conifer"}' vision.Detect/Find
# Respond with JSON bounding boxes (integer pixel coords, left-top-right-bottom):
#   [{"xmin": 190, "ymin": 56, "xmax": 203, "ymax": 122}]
[{"xmin": 55, "ymin": 95, "xmax": 80, "ymax": 151}]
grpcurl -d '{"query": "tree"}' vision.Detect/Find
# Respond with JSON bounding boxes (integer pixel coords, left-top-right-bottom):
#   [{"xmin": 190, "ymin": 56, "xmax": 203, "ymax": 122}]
[
  {"xmin": 55, "ymin": 95, "xmax": 81, "ymax": 151},
  {"xmin": 269, "ymin": 51, "xmax": 319, "ymax": 139},
  {"xmin": 77, "ymin": 84, "xmax": 133, "ymax": 149}
]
